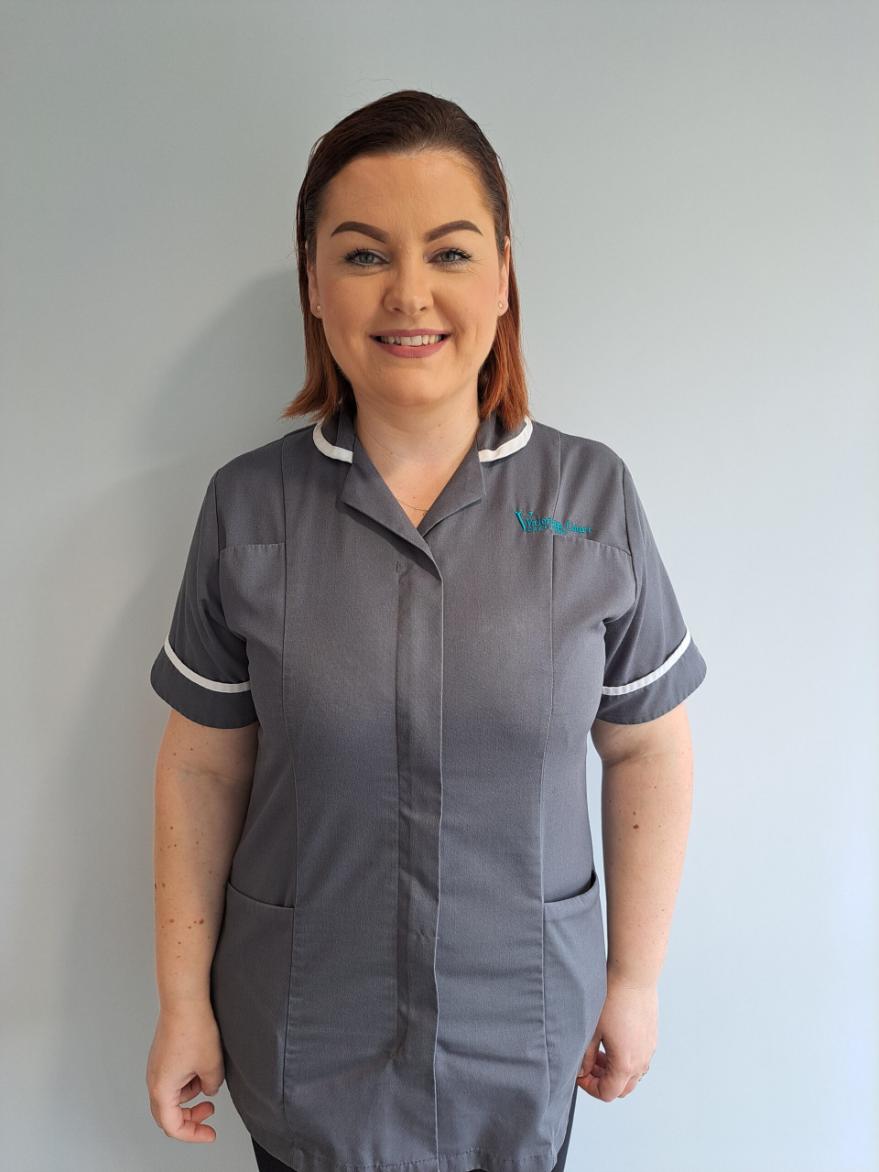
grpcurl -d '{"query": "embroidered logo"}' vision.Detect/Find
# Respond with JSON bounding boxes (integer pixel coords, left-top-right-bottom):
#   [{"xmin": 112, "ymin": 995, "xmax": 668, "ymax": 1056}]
[{"xmin": 514, "ymin": 510, "xmax": 593, "ymax": 536}]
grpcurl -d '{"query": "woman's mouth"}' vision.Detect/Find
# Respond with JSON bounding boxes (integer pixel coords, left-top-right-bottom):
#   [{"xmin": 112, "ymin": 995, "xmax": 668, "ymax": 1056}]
[{"xmin": 371, "ymin": 334, "xmax": 450, "ymax": 358}]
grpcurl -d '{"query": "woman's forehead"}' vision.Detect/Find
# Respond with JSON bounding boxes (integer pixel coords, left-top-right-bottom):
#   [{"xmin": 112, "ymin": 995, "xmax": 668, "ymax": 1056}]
[{"xmin": 323, "ymin": 151, "xmax": 484, "ymax": 215}]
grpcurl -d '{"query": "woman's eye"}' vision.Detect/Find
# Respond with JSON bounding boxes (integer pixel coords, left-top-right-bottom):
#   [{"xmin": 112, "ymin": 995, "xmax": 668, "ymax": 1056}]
[
  {"xmin": 342, "ymin": 247, "xmax": 472, "ymax": 267},
  {"xmin": 343, "ymin": 248, "xmax": 383, "ymax": 267},
  {"xmin": 436, "ymin": 248, "xmax": 472, "ymax": 264}
]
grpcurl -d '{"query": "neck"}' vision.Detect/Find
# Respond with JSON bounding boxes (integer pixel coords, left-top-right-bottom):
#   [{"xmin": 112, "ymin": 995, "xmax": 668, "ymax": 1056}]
[{"xmin": 351, "ymin": 392, "xmax": 481, "ymax": 475}]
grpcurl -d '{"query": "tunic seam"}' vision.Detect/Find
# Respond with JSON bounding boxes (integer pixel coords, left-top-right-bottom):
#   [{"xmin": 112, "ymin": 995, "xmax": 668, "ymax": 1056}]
[
  {"xmin": 278, "ymin": 1138, "xmax": 552, "ymax": 1169},
  {"xmin": 539, "ymin": 430, "xmax": 565, "ymax": 1119},
  {"xmin": 279, "ymin": 430, "xmax": 300, "ymax": 1124},
  {"xmin": 393, "ymin": 564, "xmax": 403, "ymax": 1056},
  {"xmin": 559, "ymin": 535, "xmax": 631, "ymax": 559},
  {"xmin": 619, "ymin": 460, "xmax": 640, "ymax": 610}
]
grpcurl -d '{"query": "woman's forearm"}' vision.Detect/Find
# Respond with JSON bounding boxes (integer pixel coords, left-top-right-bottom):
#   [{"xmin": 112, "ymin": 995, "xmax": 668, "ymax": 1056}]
[
  {"xmin": 153, "ymin": 762, "xmax": 252, "ymax": 1012},
  {"xmin": 600, "ymin": 743, "xmax": 694, "ymax": 988}
]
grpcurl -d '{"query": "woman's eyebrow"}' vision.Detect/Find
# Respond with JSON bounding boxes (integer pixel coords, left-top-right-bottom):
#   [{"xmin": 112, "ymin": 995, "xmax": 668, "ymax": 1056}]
[{"xmin": 330, "ymin": 219, "xmax": 483, "ymax": 243}]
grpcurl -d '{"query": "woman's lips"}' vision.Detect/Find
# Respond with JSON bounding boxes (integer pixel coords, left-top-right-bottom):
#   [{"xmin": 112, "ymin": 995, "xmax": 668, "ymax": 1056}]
[{"xmin": 371, "ymin": 335, "xmax": 450, "ymax": 358}]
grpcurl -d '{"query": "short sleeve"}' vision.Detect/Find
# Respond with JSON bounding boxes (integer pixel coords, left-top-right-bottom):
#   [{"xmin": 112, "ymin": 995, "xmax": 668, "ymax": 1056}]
[
  {"xmin": 149, "ymin": 472, "xmax": 258, "ymax": 729},
  {"xmin": 594, "ymin": 459, "xmax": 707, "ymax": 725}
]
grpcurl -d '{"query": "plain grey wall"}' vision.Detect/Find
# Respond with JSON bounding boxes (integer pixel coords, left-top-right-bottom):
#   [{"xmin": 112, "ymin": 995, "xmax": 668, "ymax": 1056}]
[{"xmin": 2, "ymin": 2, "xmax": 876, "ymax": 1170}]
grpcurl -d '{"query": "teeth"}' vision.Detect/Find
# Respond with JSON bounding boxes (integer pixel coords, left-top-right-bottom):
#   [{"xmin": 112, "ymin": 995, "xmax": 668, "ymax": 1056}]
[{"xmin": 378, "ymin": 334, "xmax": 445, "ymax": 346}]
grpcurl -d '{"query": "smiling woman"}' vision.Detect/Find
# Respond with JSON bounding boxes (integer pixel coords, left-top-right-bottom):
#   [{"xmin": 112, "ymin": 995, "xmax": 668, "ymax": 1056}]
[
  {"xmin": 280, "ymin": 91, "xmax": 529, "ymax": 447},
  {"xmin": 147, "ymin": 87, "xmax": 707, "ymax": 1172},
  {"xmin": 299, "ymin": 151, "xmax": 513, "ymax": 442}
]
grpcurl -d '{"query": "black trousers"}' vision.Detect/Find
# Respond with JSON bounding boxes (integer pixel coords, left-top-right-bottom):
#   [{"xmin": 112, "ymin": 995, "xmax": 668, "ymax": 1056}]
[{"xmin": 252, "ymin": 1083, "xmax": 579, "ymax": 1172}]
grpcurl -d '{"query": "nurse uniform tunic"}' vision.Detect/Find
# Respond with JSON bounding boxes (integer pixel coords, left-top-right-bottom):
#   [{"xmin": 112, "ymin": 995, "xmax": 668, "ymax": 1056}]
[{"xmin": 149, "ymin": 398, "xmax": 708, "ymax": 1172}]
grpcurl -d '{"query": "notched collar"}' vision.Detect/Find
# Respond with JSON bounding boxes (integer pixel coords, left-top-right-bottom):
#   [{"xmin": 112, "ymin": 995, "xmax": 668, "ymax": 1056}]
[{"xmin": 311, "ymin": 399, "xmax": 533, "ymax": 556}]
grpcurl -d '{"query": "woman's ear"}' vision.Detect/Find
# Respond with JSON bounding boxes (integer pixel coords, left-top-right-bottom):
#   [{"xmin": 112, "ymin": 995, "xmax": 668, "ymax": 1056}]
[
  {"xmin": 500, "ymin": 235, "xmax": 511, "ymax": 305},
  {"xmin": 306, "ymin": 263, "xmax": 320, "ymax": 316}
]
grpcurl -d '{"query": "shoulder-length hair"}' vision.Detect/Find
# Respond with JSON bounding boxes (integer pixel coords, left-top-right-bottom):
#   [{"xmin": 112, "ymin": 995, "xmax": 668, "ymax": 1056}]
[{"xmin": 279, "ymin": 89, "xmax": 531, "ymax": 434}]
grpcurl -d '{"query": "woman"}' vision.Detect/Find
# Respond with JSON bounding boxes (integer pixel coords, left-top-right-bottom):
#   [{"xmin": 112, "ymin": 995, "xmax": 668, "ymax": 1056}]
[{"xmin": 145, "ymin": 89, "xmax": 707, "ymax": 1172}]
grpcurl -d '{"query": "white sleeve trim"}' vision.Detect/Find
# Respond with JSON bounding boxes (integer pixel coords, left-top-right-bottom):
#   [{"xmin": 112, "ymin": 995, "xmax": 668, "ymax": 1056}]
[
  {"xmin": 163, "ymin": 637, "xmax": 252, "ymax": 693},
  {"xmin": 601, "ymin": 629, "xmax": 691, "ymax": 696}
]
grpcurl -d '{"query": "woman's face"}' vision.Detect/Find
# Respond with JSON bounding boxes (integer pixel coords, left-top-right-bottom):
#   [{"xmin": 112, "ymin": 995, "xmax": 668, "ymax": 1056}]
[{"xmin": 307, "ymin": 149, "xmax": 510, "ymax": 411}]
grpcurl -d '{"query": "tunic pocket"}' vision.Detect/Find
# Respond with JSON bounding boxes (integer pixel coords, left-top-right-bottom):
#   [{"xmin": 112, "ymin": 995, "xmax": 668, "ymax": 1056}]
[
  {"xmin": 209, "ymin": 879, "xmax": 296, "ymax": 1134},
  {"xmin": 543, "ymin": 868, "xmax": 607, "ymax": 1128}
]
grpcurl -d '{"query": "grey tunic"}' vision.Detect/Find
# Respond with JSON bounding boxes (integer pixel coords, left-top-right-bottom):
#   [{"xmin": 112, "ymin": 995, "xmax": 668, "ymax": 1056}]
[{"xmin": 149, "ymin": 400, "xmax": 707, "ymax": 1172}]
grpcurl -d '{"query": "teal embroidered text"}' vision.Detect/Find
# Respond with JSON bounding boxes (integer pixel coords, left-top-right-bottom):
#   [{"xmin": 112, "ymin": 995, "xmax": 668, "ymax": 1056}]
[{"xmin": 514, "ymin": 510, "xmax": 593, "ymax": 536}]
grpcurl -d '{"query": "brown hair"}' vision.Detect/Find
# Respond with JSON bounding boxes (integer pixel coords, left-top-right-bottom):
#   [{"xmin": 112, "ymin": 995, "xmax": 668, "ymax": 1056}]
[{"xmin": 278, "ymin": 89, "xmax": 531, "ymax": 433}]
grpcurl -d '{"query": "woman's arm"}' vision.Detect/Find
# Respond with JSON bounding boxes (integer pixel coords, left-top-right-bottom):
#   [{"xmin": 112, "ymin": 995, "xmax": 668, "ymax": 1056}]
[
  {"xmin": 576, "ymin": 704, "xmax": 694, "ymax": 1101},
  {"xmin": 153, "ymin": 710, "xmax": 259, "ymax": 1011},
  {"xmin": 591, "ymin": 702, "xmax": 694, "ymax": 989},
  {"xmin": 146, "ymin": 711, "xmax": 259, "ymax": 1142}
]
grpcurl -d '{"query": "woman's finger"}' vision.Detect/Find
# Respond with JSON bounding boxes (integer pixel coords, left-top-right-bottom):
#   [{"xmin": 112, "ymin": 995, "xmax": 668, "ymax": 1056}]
[{"xmin": 157, "ymin": 1096, "xmax": 217, "ymax": 1142}]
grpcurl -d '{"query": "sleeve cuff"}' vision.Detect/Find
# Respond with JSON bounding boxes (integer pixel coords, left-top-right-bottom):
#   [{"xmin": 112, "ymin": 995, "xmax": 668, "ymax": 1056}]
[
  {"xmin": 595, "ymin": 631, "xmax": 707, "ymax": 725},
  {"xmin": 150, "ymin": 640, "xmax": 258, "ymax": 729}
]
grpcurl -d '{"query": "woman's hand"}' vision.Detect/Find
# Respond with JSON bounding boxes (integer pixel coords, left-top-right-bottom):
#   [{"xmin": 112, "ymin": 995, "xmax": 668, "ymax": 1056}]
[
  {"xmin": 575, "ymin": 977, "xmax": 658, "ymax": 1101},
  {"xmin": 146, "ymin": 1002, "xmax": 226, "ymax": 1142}
]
